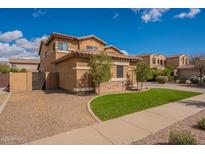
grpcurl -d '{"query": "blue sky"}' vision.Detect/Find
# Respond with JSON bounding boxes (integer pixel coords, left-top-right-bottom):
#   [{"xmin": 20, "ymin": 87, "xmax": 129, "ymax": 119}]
[{"xmin": 0, "ymin": 8, "xmax": 205, "ymax": 60}]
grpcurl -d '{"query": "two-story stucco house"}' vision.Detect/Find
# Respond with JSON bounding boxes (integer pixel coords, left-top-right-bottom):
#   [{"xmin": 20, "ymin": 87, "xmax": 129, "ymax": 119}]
[
  {"xmin": 136, "ymin": 54, "xmax": 166, "ymax": 70},
  {"xmin": 166, "ymin": 54, "xmax": 189, "ymax": 68},
  {"xmin": 38, "ymin": 33, "xmax": 141, "ymax": 93}
]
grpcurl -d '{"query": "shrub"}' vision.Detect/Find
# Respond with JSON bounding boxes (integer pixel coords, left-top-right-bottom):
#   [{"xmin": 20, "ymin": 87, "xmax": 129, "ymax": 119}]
[
  {"xmin": 156, "ymin": 76, "xmax": 168, "ymax": 83},
  {"xmin": 197, "ymin": 118, "xmax": 205, "ymax": 130},
  {"xmin": 20, "ymin": 68, "xmax": 27, "ymax": 72},
  {"xmin": 0, "ymin": 63, "xmax": 10, "ymax": 73},
  {"xmin": 168, "ymin": 76, "xmax": 174, "ymax": 82},
  {"xmin": 203, "ymin": 78, "xmax": 205, "ymax": 83},
  {"xmin": 190, "ymin": 77, "xmax": 199, "ymax": 84},
  {"xmin": 179, "ymin": 77, "xmax": 187, "ymax": 83},
  {"xmin": 169, "ymin": 130, "xmax": 197, "ymax": 145}
]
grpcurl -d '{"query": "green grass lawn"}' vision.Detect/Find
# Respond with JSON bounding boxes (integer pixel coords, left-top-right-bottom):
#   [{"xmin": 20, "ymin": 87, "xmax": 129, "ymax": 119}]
[{"xmin": 90, "ymin": 88, "xmax": 201, "ymax": 121}]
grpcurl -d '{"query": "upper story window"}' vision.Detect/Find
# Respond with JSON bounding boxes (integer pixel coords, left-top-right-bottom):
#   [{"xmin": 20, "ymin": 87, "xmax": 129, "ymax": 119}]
[
  {"xmin": 160, "ymin": 59, "xmax": 163, "ymax": 66},
  {"xmin": 58, "ymin": 42, "xmax": 68, "ymax": 51},
  {"xmin": 152, "ymin": 58, "xmax": 156, "ymax": 64},
  {"xmin": 86, "ymin": 46, "xmax": 98, "ymax": 50},
  {"xmin": 116, "ymin": 65, "xmax": 123, "ymax": 78}
]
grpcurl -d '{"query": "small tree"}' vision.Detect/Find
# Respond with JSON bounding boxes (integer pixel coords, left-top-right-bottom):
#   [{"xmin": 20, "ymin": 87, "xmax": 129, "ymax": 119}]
[
  {"xmin": 136, "ymin": 62, "xmax": 152, "ymax": 90},
  {"xmin": 163, "ymin": 64, "xmax": 174, "ymax": 77},
  {"xmin": 88, "ymin": 51, "xmax": 112, "ymax": 95},
  {"xmin": 191, "ymin": 55, "xmax": 205, "ymax": 84}
]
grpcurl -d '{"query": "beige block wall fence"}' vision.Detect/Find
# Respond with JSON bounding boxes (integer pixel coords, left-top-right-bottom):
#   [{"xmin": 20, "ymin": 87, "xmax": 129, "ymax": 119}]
[
  {"xmin": 9, "ymin": 72, "xmax": 32, "ymax": 92},
  {"xmin": 9, "ymin": 72, "xmax": 58, "ymax": 92}
]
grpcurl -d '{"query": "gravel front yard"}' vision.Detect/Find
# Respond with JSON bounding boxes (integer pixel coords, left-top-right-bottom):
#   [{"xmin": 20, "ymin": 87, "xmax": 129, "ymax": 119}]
[
  {"xmin": 132, "ymin": 109, "xmax": 205, "ymax": 145},
  {"xmin": 0, "ymin": 90, "xmax": 96, "ymax": 144}
]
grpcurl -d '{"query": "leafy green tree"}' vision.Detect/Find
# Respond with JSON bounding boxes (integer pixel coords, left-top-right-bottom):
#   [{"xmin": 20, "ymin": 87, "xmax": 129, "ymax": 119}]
[
  {"xmin": 88, "ymin": 51, "xmax": 112, "ymax": 95},
  {"xmin": 136, "ymin": 62, "xmax": 152, "ymax": 90},
  {"xmin": 163, "ymin": 64, "xmax": 174, "ymax": 77}
]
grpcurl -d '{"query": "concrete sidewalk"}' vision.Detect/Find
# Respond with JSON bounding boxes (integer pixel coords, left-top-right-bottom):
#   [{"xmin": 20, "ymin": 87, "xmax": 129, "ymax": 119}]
[{"xmin": 30, "ymin": 94, "xmax": 205, "ymax": 145}]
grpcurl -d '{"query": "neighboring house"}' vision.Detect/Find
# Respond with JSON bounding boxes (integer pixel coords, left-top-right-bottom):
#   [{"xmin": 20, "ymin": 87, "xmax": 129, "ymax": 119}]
[
  {"xmin": 166, "ymin": 54, "xmax": 189, "ymax": 68},
  {"xmin": 9, "ymin": 58, "xmax": 40, "ymax": 72},
  {"xmin": 136, "ymin": 54, "xmax": 166, "ymax": 70},
  {"xmin": 38, "ymin": 32, "xmax": 141, "ymax": 93},
  {"xmin": 177, "ymin": 58, "xmax": 205, "ymax": 79}
]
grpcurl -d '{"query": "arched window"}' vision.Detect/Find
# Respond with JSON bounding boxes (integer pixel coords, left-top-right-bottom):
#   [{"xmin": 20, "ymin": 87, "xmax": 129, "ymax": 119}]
[{"xmin": 160, "ymin": 59, "xmax": 163, "ymax": 65}]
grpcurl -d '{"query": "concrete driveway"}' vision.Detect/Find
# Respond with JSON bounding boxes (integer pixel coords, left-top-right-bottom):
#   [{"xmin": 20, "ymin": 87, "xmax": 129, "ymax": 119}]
[{"xmin": 0, "ymin": 89, "xmax": 97, "ymax": 144}]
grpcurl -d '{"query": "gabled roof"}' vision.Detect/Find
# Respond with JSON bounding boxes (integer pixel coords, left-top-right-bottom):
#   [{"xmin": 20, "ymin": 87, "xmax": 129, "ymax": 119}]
[
  {"xmin": 78, "ymin": 35, "xmax": 106, "ymax": 45},
  {"xmin": 167, "ymin": 54, "xmax": 188, "ymax": 58},
  {"xmin": 9, "ymin": 58, "xmax": 40, "ymax": 64},
  {"xmin": 44, "ymin": 32, "xmax": 78, "ymax": 45},
  {"xmin": 55, "ymin": 50, "xmax": 141, "ymax": 64},
  {"xmin": 104, "ymin": 45, "xmax": 124, "ymax": 54},
  {"xmin": 136, "ymin": 53, "xmax": 165, "ymax": 57}
]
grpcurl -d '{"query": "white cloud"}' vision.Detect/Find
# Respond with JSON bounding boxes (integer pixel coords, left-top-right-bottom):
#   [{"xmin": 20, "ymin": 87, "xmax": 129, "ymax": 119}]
[
  {"xmin": 0, "ymin": 30, "xmax": 23, "ymax": 42},
  {"xmin": 112, "ymin": 12, "xmax": 119, "ymax": 19},
  {"xmin": 174, "ymin": 8, "xmax": 201, "ymax": 19},
  {"xmin": 32, "ymin": 9, "xmax": 47, "ymax": 18},
  {"xmin": 0, "ymin": 30, "xmax": 48, "ymax": 61},
  {"xmin": 120, "ymin": 50, "xmax": 128, "ymax": 55},
  {"xmin": 132, "ymin": 8, "xmax": 170, "ymax": 23}
]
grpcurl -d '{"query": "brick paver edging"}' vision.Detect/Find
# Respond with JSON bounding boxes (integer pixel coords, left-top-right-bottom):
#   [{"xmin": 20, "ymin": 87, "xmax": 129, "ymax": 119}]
[{"xmin": 86, "ymin": 88, "xmax": 150, "ymax": 122}]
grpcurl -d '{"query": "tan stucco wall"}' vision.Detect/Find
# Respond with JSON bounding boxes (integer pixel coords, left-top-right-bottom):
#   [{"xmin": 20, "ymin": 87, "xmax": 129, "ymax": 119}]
[
  {"xmin": 56, "ymin": 58, "xmax": 77, "ymax": 92},
  {"xmin": 45, "ymin": 72, "xmax": 59, "ymax": 90},
  {"xmin": 166, "ymin": 57, "xmax": 180, "ymax": 68},
  {"xmin": 140, "ymin": 55, "xmax": 151, "ymax": 66},
  {"xmin": 9, "ymin": 72, "xmax": 32, "ymax": 92},
  {"xmin": 40, "ymin": 51, "xmax": 57, "ymax": 72},
  {"xmin": 79, "ymin": 38, "xmax": 104, "ymax": 50}
]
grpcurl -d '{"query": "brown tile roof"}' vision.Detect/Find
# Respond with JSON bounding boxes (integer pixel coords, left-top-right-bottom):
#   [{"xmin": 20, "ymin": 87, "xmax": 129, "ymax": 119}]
[
  {"xmin": 9, "ymin": 58, "xmax": 40, "ymax": 64},
  {"xmin": 104, "ymin": 45, "xmax": 124, "ymax": 54},
  {"xmin": 167, "ymin": 54, "xmax": 188, "ymax": 58},
  {"xmin": 44, "ymin": 33, "xmax": 107, "ymax": 46},
  {"xmin": 78, "ymin": 35, "xmax": 106, "ymax": 45},
  {"xmin": 136, "ymin": 53, "xmax": 166, "ymax": 58},
  {"xmin": 44, "ymin": 32, "xmax": 78, "ymax": 45},
  {"xmin": 55, "ymin": 50, "xmax": 142, "ymax": 64},
  {"xmin": 177, "ymin": 64, "xmax": 194, "ymax": 69}
]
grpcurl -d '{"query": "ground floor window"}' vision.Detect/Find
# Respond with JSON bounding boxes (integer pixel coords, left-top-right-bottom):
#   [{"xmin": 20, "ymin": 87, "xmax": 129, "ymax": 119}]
[{"xmin": 116, "ymin": 65, "xmax": 123, "ymax": 78}]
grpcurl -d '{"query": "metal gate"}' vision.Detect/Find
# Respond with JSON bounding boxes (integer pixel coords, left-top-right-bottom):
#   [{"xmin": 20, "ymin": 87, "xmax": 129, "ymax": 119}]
[{"xmin": 32, "ymin": 72, "xmax": 45, "ymax": 90}]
